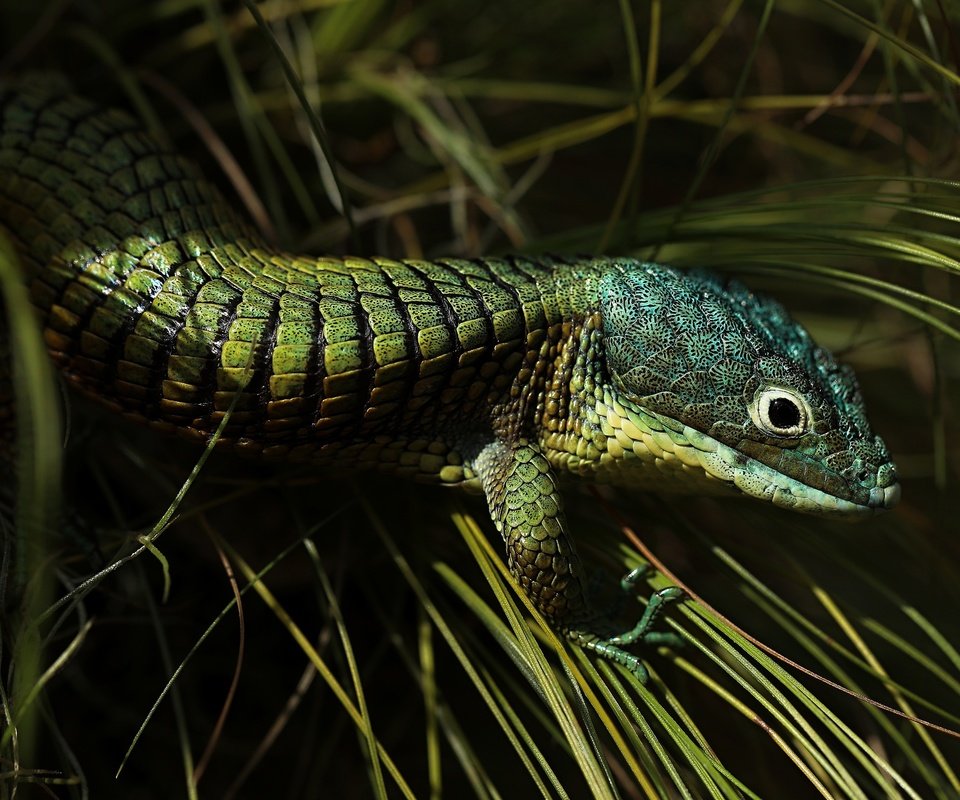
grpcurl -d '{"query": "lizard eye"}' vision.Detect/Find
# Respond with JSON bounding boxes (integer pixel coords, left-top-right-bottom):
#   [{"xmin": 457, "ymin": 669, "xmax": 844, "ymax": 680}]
[{"xmin": 751, "ymin": 387, "xmax": 809, "ymax": 438}]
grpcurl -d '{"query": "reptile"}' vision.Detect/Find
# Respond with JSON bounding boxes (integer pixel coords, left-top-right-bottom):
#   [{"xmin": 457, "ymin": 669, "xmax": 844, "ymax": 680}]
[{"xmin": 0, "ymin": 76, "xmax": 899, "ymax": 675}]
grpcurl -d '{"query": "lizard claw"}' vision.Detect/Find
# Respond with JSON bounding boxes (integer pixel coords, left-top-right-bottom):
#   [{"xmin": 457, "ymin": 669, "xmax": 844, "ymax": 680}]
[
  {"xmin": 607, "ymin": 585, "xmax": 685, "ymax": 648},
  {"xmin": 565, "ymin": 582, "xmax": 684, "ymax": 680}
]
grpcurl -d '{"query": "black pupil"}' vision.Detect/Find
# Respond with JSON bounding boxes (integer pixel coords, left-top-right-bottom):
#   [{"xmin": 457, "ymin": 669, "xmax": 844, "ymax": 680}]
[{"xmin": 768, "ymin": 397, "xmax": 801, "ymax": 429}]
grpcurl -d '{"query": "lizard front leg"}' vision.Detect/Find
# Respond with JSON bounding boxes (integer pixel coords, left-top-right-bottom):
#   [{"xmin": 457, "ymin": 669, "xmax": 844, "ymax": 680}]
[
  {"xmin": 472, "ymin": 437, "xmax": 677, "ymax": 677},
  {"xmin": 473, "ymin": 438, "xmax": 587, "ymax": 621}
]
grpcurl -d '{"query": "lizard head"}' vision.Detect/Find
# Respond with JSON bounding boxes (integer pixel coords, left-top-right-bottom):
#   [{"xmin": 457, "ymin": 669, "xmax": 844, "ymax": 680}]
[{"xmin": 597, "ymin": 261, "xmax": 899, "ymax": 515}]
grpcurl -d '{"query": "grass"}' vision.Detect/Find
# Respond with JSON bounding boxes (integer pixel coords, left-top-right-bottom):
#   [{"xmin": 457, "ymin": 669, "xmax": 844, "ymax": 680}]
[{"xmin": 1, "ymin": 0, "xmax": 959, "ymax": 797}]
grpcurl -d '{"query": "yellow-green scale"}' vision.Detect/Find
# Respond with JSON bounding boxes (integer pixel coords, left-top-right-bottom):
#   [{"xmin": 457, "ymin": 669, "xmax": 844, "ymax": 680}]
[{"xmin": 1, "ymin": 78, "xmax": 621, "ymax": 487}]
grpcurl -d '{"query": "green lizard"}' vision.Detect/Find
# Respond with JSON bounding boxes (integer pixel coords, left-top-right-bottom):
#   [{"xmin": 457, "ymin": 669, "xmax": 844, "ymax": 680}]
[{"xmin": 0, "ymin": 76, "xmax": 899, "ymax": 675}]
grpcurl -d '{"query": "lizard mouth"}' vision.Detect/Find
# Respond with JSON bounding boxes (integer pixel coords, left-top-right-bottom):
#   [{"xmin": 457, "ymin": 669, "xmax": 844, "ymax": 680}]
[
  {"xmin": 602, "ymin": 397, "xmax": 900, "ymax": 516},
  {"xmin": 677, "ymin": 422, "xmax": 900, "ymax": 515}
]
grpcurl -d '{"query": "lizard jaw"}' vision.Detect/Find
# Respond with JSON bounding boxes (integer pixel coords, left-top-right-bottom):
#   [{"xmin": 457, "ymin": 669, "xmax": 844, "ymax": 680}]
[
  {"xmin": 689, "ymin": 429, "xmax": 901, "ymax": 515},
  {"xmin": 562, "ymin": 392, "xmax": 901, "ymax": 516}
]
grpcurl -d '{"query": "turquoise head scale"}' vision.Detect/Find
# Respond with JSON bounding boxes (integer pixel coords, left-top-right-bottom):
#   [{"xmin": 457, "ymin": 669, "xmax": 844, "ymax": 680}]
[{"xmin": 598, "ymin": 262, "xmax": 899, "ymax": 514}]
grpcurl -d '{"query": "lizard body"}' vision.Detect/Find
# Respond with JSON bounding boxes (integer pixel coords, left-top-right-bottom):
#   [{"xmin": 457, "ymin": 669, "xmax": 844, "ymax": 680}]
[{"xmin": 0, "ymin": 77, "xmax": 899, "ymax": 672}]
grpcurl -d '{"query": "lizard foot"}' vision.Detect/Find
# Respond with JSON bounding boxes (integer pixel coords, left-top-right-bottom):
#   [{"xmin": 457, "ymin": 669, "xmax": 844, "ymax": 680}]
[{"xmin": 566, "ymin": 578, "xmax": 684, "ymax": 680}]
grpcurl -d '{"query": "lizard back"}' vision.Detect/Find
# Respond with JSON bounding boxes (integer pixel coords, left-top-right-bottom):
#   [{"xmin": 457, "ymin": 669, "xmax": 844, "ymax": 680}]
[{"xmin": 0, "ymin": 77, "xmax": 607, "ymax": 479}]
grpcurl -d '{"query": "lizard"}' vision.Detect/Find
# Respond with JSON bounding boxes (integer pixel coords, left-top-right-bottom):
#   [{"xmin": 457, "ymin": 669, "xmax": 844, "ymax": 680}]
[{"xmin": 0, "ymin": 76, "xmax": 900, "ymax": 675}]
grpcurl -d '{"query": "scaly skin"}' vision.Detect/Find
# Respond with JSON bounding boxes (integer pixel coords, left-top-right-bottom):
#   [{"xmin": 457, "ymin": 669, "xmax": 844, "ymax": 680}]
[{"xmin": 0, "ymin": 77, "xmax": 900, "ymax": 674}]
